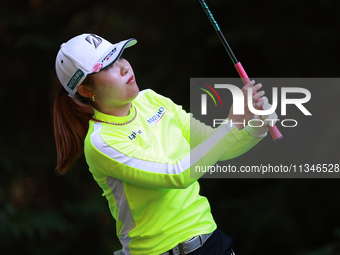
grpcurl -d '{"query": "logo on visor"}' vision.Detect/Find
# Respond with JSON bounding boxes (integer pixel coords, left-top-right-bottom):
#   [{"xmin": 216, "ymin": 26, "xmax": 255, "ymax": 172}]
[
  {"xmin": 85, "ymin": 34, "xmax": 102, "ymax": 49},
  {"xmin": 102, "ymin": 48, "xmax": 117, "ymax": 63},
  {"xmin": 67, "ymin": 69, "xmax": 84, "ymax": 90}
]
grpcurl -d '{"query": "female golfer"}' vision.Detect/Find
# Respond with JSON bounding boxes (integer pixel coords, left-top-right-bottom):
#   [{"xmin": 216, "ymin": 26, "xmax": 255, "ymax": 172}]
[{"xmin": 53, "ymin": 33, "xmax": 276, "ymax": 255}]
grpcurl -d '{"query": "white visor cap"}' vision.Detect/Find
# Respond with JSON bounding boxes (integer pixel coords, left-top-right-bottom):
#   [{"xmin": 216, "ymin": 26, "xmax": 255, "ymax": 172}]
[{"xmin": 55, "ymin": 33, "xmax": 137, "ymax": 97}]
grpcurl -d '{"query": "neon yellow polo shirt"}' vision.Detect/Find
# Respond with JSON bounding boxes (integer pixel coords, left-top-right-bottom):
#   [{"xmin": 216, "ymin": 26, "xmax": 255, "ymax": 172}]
[{"xmin": 84, "ymin": 89, "xmax": 261, "ymax": 255}]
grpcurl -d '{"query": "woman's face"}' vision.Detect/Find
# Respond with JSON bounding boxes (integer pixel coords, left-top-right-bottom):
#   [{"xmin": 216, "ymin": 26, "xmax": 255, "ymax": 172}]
[{"xmin": 90, "ymin": 58, "xmax": 139, "ymax": 112}]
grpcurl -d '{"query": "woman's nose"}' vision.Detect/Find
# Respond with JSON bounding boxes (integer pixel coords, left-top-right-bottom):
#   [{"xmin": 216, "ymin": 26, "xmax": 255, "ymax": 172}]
[
  {"xmin": 121, "ymin": 65, "xmax": 128, "ymax": 75},
  {"xmin": 116, "ymin": 60, "xmax": 129, "ymax": 75}
]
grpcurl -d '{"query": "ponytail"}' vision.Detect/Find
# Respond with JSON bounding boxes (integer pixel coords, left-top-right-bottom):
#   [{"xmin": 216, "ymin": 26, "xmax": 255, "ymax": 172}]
[{"xmin": 53, "ymin": 87, "xmax": 93, "ymax": 174}]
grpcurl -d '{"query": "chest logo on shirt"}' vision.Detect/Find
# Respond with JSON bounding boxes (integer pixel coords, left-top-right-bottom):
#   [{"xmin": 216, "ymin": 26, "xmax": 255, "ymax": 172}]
[
  {"xmin": 128, "ymin": 130, "xmax": 143, "ymax": 140},
  {"xmin": 147, "ymin": 106, "xmax": 166, "ymax": 125}
]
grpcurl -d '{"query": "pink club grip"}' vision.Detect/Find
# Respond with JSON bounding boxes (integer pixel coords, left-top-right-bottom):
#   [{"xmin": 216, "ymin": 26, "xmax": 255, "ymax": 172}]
[{"xmin": 234, "ymin": 62, "xmax": 283, "ymax": 141}]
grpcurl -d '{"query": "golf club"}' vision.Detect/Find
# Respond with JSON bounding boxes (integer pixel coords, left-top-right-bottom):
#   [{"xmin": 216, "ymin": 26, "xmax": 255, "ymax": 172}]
[{"xmin": 199, "ymin": 0, "xmax": 283, "ymax": 142}]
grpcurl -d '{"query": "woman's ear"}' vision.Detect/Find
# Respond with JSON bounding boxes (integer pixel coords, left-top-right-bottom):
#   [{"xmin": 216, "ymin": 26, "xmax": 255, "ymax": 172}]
[{"xmin": 77, "ymin": 84, "xmax": 94, "ymax": 98}]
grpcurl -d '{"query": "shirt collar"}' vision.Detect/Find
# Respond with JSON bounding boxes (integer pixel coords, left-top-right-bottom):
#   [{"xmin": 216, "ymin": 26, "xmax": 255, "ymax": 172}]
[{"xmin": 93, "ymin": 104, "xmax": 136, "ymax": 125}]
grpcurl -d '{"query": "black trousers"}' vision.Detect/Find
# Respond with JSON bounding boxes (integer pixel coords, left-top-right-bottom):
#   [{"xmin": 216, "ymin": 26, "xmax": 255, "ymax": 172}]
[{"xmin": 187, "ymin": 229, "xmax": 235, "ymax": 255}]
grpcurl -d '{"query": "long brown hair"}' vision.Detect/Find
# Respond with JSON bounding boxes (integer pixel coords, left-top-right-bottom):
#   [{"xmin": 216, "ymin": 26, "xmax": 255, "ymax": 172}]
[{"xmin": 53, "ymin": 78, "xmax": 94, "ymax": 174}]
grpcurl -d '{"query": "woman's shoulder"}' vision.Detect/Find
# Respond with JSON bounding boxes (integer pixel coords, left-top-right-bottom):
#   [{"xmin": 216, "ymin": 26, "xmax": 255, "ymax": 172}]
[
  {"xmin": 135, "ymin": 89, "xmax": 174, "ymax": 105},
  {"xmin": 136, "ymin": 88, "xmax": 159, "ymax": 98}
]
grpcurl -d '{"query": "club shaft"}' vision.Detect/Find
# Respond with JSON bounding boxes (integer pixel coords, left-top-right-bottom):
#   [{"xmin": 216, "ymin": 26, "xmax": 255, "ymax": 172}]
[
  {"xmin": 199, "ymin": 0, "xmax": 238, "ymax": 64},
  {"xmin": 199, "ymin": 0, "xmax": 283, "ymax": 141}
]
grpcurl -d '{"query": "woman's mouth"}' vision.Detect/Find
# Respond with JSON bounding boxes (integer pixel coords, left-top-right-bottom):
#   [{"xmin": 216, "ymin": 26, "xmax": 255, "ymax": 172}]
[{"xmin": 127, "ymin": 75, "xmax": 135, "ymax": 85}]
